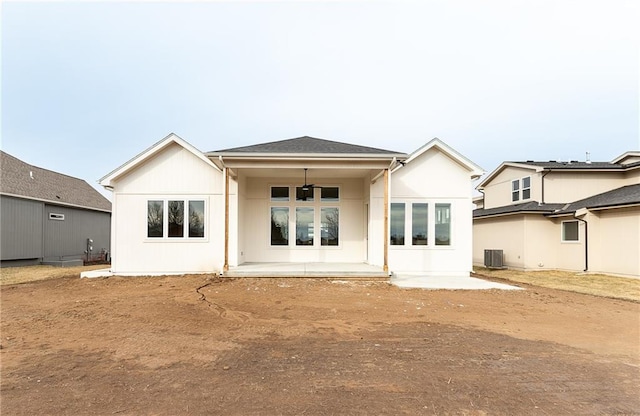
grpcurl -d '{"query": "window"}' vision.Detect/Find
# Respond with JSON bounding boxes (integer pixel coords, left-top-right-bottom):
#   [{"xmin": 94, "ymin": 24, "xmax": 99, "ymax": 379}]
[
  {"xmin": 435, "ymin": 203, "xmax": 451, "ymax": 246},
  {"xmin": 147, "ymin": 199, "xmax": 205, "ymax": 239},
  {"xmin": 296, "ymin": 187, "xmax": 314, "ymax": 202},
  {"xmin": 412, "ymin": 203, "xmax": 428, "ymax": 245},
  {"xmin": 168, "ymin": 201, "xmax": 185, "ymax": 237},
  {"xmin": 49, "ymin": 213, "xmax": 65, "ymax": 221},
  {"xmin": 562, "ymin": 221, "xmax": 579, "ymax": 242},
  {"xmin": 512, "ymin": 177, "xmax": 531, "ymax": 202},
  {"xmin": 271, "ymin": 187, "xmax": 289, "ymax": 201},
  {"xmin": 296, "ymin": 207, "xmax": 314, "ymax": 245},
  {"xmin": 271, "ymin": 207, "xmax": 289, "ymax": 245},
  {"xmin": 147, "ymin": 201, "xmax": 164, "ymax": 237},
  {"xmin": 321, "ymin": 207, "xmax": 339, "ymax": 246},
  {"xmin": 321, "ymin": 187, "xmax": 339, "ymax": 201},
  {"xmin": 522, "ymin": 177, "xmax": 531, "ymax": 200},
  {"xmin": 189, "ymin": 201, "xmax": 205, "ymax": 238},
  {"xmin": 512, "ymin": 180, "xmax": 520, "ymax": 202},
  {"xmin": 390, "ymin": 203, "xmax": 405, "ymax": 245}
]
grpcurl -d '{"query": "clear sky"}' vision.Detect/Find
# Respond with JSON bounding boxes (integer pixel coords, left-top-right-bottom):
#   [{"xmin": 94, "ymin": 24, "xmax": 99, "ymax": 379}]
[{"xmin": 2, "ymin": 0, "xmax": 639, "ymax": 199}]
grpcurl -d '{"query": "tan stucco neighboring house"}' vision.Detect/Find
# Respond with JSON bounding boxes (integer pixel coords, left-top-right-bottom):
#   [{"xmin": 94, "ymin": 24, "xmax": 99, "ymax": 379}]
[
  {"xmin": 99, "ymin": 133, "xmax": 483, "ymax": 282},
  {"xmin": 473, "ymin": 151, "xmax": 640, "ymax": 278}
]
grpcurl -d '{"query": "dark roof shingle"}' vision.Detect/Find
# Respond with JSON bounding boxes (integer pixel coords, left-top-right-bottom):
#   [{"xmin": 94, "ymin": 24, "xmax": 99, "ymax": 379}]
[
  {"xmin": 473, "ymin": 201, "xmax": 566, "ymax": 218},
  {"xmin": 0, "ymin": 151, "xmax": 111, "ymax": 212},
  {"xmin": 551, "ymin": 184, "xmax": 640, "ymax": 215},
  {"xmin": 210, "ymin": 136, "xmax": 405, "ymax": 156},
  {"xmin": 509, "ymin": 161, "xmax": 626, "ymax": 170}
]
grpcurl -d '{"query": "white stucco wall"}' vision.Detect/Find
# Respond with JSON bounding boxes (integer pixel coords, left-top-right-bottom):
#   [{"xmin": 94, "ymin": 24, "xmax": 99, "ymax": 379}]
[{"xmin": 110, "ymin": 143, "xmax": 224, "ymax": 274}]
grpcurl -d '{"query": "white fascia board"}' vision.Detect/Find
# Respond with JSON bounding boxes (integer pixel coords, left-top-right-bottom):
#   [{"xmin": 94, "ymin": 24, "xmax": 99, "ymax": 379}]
[
  {"xmin": 100, "ymin": 133, "xmax": 221, "ymax": 188},
  {"xmin": 404, "ymin": 138, "xmax": 485, "ymax": 179},
  {"xmin": 205, "ymin": 152, "xmax": 407, "ymax": 160},
  {"xmin": 476, "ymin": 162, "xmax": 543, "ymax": 190}
]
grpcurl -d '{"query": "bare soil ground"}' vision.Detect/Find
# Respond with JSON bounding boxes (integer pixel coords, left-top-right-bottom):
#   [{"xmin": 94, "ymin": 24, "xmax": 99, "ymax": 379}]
[{"xmin": 1, "ymin": 271, "xmax": 639, "ymax": 415}]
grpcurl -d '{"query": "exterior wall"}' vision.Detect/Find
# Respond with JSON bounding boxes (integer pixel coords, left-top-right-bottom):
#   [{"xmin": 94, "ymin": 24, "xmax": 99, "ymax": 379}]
[
  {"xmin": 482, "ymin": 166, "xmax": 539, "ymax": 209},
  {"xmin": 623, "ymin": 168, "xmax": 640, "ymax": 185},
  {"xmin": 0, "ymin": 195, "xmax": 44, "ymax": 261},
  {"xmin": 389, "ymin": 148, "xmax": 474, "ymax": 276},
  {"xmin": 521, "ymin": 215, "xmax": 558, "ymax": 270},
  {"xmin": 1, "ymin": 195, "xmax": 110, "ymax": 265},
  {"xmin": 110, "ymin": 143, "xmax": 224, "ymax": 274},
  {"xmin": 43, "ymin": 204, "xmax": 111, "ymax": 262},
  {"xmin": 473, "ymin": 216, "xmax": 525, "ymax": 269},
  {"xmin": 589, "ymin": 207, "xmax": 640, "ymax": 277},
  {"xmin": 543, "ymin": 171, "xmax": 627, "ymax": 203},
  {"xmin": 241, "ymin": 176, "xmax": 366, "ymax": 263}
]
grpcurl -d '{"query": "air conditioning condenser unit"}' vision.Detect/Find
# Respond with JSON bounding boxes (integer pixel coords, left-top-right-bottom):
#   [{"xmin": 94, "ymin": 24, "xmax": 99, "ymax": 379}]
[{"xmin": 484, "ymin": 249, "xmax": 505, "ymax": 269}]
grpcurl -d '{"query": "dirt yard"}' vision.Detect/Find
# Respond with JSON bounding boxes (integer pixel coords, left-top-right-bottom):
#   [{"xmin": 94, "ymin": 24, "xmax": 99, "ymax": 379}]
[{"xmin": 1, "ymin": 273, "xmax": 639, "ymax": 415}]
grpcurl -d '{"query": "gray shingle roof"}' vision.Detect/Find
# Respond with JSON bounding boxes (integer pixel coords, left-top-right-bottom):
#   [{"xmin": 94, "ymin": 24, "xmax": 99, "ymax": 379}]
[
  {"xmin": 550, "ymin": 184, "xmax": 640, "ymax": 215},
  {"xmin": 473, "ymin": 201, "xmax": 566, "ymax": 218},
  {"xmin": 509, "ymin": 161, "xmax": 628, "ymax": 170},
  {"xmin": 210, "ymin": 136, "xmax": 406, "ymax": 156},
  {"xmin": 1, "ymin": 151, "xmax": 111, "ymax": 212}
]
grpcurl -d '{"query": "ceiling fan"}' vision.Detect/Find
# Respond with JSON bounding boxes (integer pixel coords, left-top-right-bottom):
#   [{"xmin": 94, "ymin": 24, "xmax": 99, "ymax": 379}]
[
  {"xmin": 301, "ymin": 168, "xmax": 315, "ymax": 192},
  {"xmin": 299, "ymin": 168, "xmax": 319, "ymax": 200}
]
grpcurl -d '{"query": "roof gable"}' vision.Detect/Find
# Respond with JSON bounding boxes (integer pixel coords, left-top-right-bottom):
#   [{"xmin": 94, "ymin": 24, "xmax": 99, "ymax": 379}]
[
  {"xmin": 477, "ymin": 156, "xmax": 637, "ymax": 190},
  {"xmin": 401, "ymin": 138, "xmax": 484, "ymax": 178},
  {"xmin": 208, "ymin": 136, "xmax": 406, "ymax": 156},
  {"xmin": 100, "ymin": 133, "xmax": 220, "ymax": 188},
  {"xmin": 0, "ymin": 151, "xmax": 111, "ymax": 212}
]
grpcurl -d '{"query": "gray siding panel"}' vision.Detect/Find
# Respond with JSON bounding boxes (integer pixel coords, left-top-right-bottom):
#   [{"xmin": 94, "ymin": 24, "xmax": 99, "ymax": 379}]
[
  {"xmin": 43, "ymin": 204, "xmax": 111, "ymax": 261},
  {"xmin": 1, "ymin": 195, "xmax": 44, "ymax": 260}
]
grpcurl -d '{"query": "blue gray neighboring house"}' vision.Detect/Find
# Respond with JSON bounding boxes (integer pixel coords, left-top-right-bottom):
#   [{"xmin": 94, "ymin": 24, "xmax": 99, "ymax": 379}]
[{"xmin": 1, "ymin": 151, "xmax": 111, "ymax": 267}]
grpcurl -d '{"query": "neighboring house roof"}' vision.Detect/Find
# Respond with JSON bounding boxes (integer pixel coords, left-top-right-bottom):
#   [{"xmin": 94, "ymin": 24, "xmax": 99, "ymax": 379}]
[
  {"xmin": 100, "ymin": 133, "xmax": 220, "ymax": 188},
  {"xmin": 399, "ymin": 138, "xmax": 484, "ymax": 179},
  {"xmin": 473, "ymin": 201, "xmax": 566, "ymax": 219},
  {"xmin": 612, "ymin": 151, "xmax": 640, "ymax": 165},
  {"xmin": 477, "ymin": 155, "xmax": 640, "ymax": 191},
  {"xmin": 548, "ymin": 184, "xmax": 640, "ymax": 216},
  {"xmin": 474, "ymin": 185, "xmax": 640, "ymax": 219},
  {"xmin": 208, "ymin": 136, "xmax": 407, "ymax": 158},
  {"xmin": 0, "ymin": 151, "xmax": 111, "ymax": 212}
]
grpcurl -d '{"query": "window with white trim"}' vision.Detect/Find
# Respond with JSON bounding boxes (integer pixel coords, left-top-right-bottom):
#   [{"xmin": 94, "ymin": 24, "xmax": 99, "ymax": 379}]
[
  {"xmin": 512, "ymin": 177, "xmax": 531, "ymax": 202},
  {"xmin": 390, "ymin": 201, "xmax": 453, "ymax": 247},
  {"xmin": 390, "ymin": 203, "xmax": 405, "ymax": 245},
  {"xmin": 522, "ymin": 176, "xmax": 531, "ymax": 200},
  {"xmin": 435, "ymin": 203, "xmax": 451, "ymax": 246},
  {"xmin": 270, "ymin": 185, "xmax": 341, "ymax": 247},
  {"xmin": 147, "ymin": 199, "xmax": 205, "ymax": 239},
  {"xmin": 562, "ymin": 221, "xmax": 579, "ymax": 242}
]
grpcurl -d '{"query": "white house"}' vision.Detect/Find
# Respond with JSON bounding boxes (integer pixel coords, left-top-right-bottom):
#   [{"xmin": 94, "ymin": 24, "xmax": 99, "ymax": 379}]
[{"xmin": 99, "ymin": 134, "xmax": 483, "ymax": 279}]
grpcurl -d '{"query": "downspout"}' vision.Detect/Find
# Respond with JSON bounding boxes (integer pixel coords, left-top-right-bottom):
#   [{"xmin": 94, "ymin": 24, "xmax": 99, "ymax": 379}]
[
  {"xmin": 540, "ymin": 170, "xmax": 551, "ymax": 204},
  {"xmin": 574, "ymin": 213, "xmax": 588, "ymax": 272}
]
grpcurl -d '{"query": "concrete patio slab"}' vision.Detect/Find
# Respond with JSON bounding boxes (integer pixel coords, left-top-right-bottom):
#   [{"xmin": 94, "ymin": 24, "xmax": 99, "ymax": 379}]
[{"xmin": 391, "ymin": 274, "xmax": 523, "ymax": 290}]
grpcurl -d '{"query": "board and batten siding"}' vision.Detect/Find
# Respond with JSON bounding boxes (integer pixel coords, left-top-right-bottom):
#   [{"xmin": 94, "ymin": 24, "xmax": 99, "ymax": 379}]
[
  {"xmin": 0, "ymin": 195, "xmax": 44, "ymax": 260},
  {"xmin": 43, "ymin": 204, "xmax": 111, "ymax": 261},
  {"xmin": 109, "ymin": 142, "xmax": 224, "ymax": 274},
  {"xmin": 387, "ymin": 147, "xmax": 475, "ymax": 277}
]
